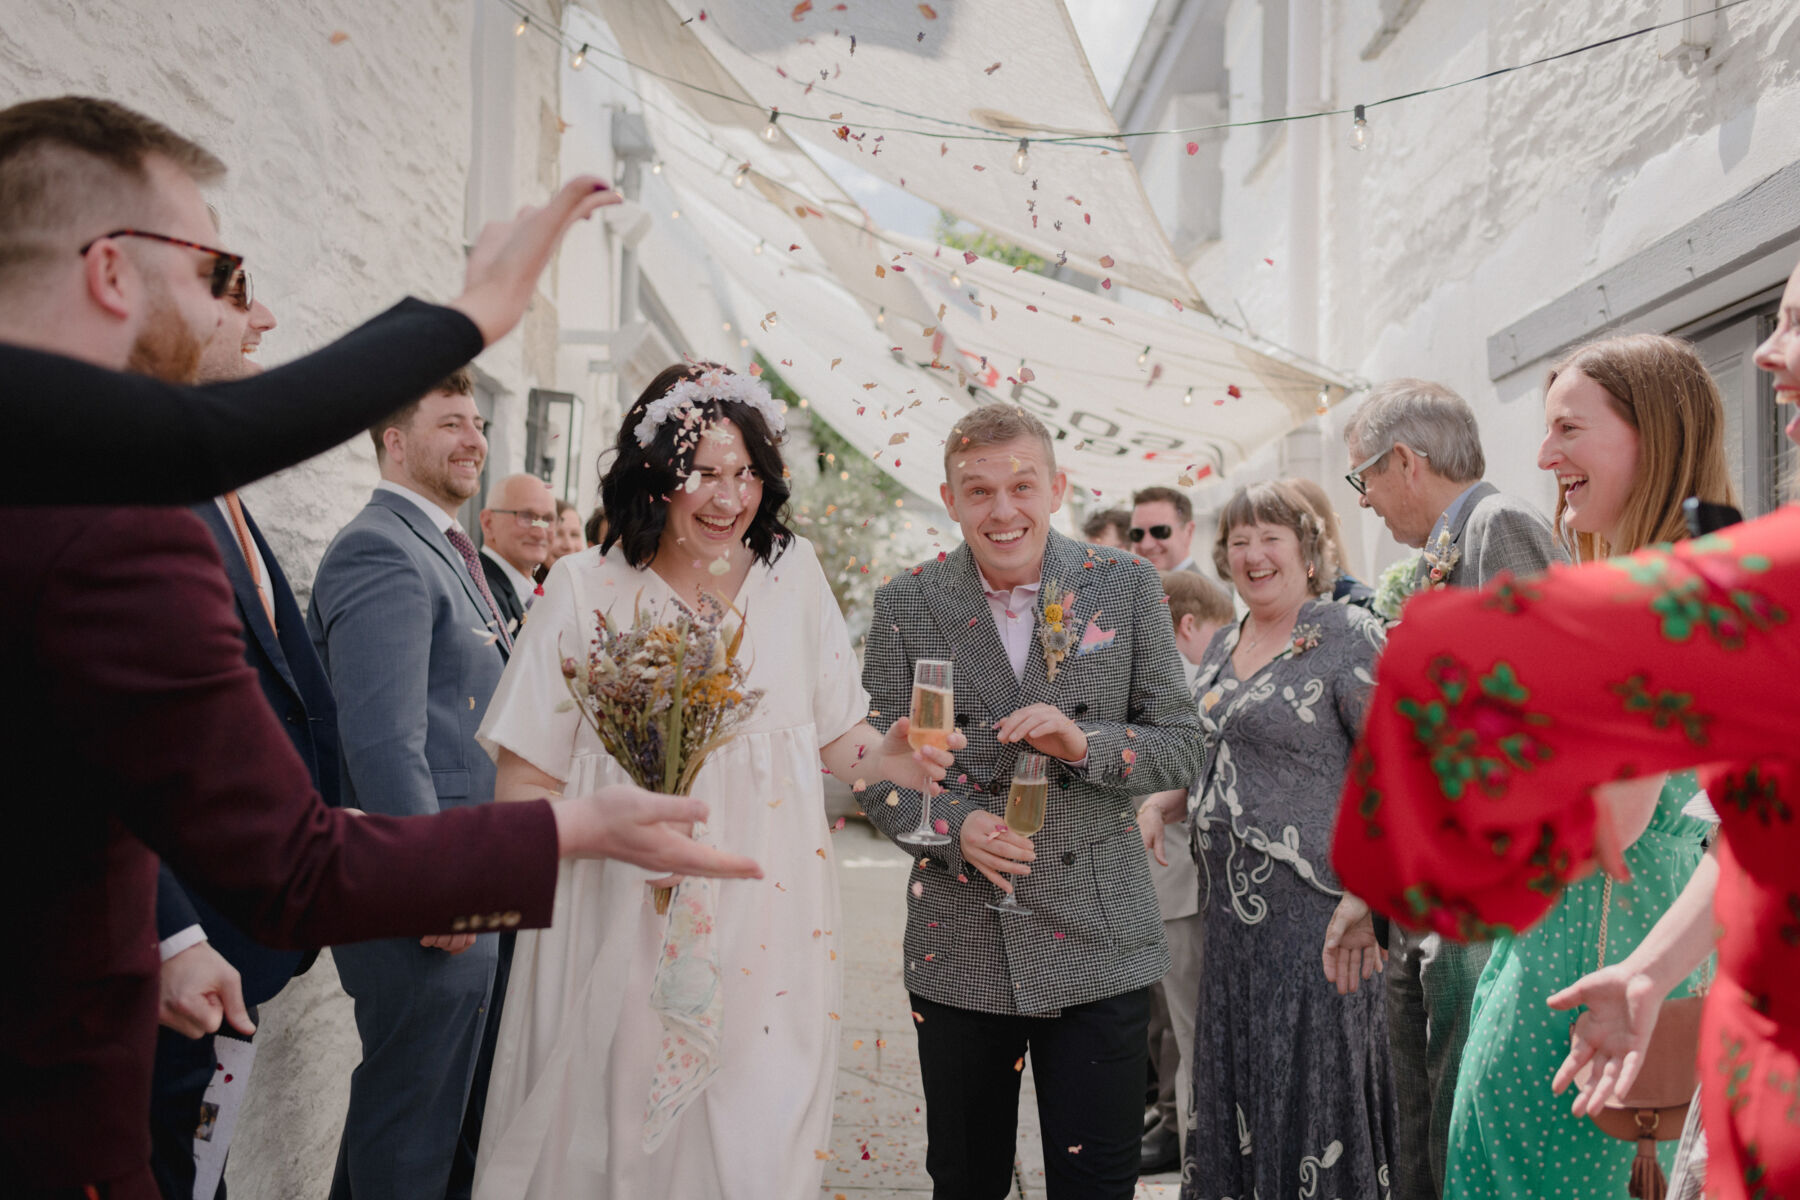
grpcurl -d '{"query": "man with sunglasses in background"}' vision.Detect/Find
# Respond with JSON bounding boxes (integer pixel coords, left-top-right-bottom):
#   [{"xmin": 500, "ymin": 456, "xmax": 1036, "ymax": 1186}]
[
  {"xmin": 1338, "ymin": 377, "xmax": 1559, "ymax": 1200},
  {"xmin": 1127, "ymin": 486, "xmax": 1201, "ymax": 575},
  {"xmin": 477, "ymin": 473, "xmax": 556, "ymax": 638},
  {"xmin": 149, "ymin": 254, "xmax": 338, "ymax": 1200}
]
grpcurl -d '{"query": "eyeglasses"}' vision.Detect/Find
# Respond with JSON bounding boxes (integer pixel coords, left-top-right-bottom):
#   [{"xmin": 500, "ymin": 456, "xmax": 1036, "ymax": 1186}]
[
  {"xmin": 1128, "ymin": 525, "xmax": 1174, "ymax": 542},
  {"xmin": 77, "ymin": 229, "xmax": 245, "ymax": 298},
  {"xmin": 490, "ymin": 509, "xmax": 554, "ymax": 530},
  {"xmin": 224, "ymin": 267, "xmax": 254, "ymax": 312},
  {"xmin": 1345, "ymin": 445, "xmax": 1427, "ymax": 496}
]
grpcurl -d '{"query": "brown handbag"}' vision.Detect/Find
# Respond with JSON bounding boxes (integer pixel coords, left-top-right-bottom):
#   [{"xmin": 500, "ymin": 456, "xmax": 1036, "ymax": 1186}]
[{"xmin": 1569, "ymin": 876, "xmax": 1706, "ymax": 1200}]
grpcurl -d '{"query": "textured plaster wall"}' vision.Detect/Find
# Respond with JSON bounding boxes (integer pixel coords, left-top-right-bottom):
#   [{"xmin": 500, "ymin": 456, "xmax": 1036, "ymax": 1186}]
[
  {"xmin": 1, "ymin": 2, "xmax": 582, "ymax": 1193},
  {"xmin": 1181, "ymin": 0, "xmax": 1800, "ymax": 578}
]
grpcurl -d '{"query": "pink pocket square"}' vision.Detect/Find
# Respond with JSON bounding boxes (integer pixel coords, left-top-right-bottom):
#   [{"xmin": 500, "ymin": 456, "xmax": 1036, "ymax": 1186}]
[{"xmin": 1075, "ymin": 611, "xmax": 1117, "ymax": 656}]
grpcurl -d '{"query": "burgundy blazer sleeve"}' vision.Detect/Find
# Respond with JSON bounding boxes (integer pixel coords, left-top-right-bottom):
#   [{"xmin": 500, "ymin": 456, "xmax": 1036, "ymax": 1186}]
[{"xmin": 40, "ymin": 507, "xmax": 557, "ymax": 946}]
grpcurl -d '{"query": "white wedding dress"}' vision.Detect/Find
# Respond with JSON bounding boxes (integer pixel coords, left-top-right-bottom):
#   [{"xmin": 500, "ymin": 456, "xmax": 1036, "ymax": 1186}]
[{"xmin": 471, "ymin": 537, "xmax": 868, "ymax": 1199}]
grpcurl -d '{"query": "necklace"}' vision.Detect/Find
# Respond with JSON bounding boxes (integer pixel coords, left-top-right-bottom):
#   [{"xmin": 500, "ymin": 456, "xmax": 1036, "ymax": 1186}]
[{"xmin": 1239, "ymin": 605, "xmax": 1302, "ymax": 654}]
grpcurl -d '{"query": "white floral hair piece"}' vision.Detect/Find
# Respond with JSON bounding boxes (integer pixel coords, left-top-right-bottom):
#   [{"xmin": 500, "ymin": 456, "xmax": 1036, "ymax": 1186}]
[{"xmin": 634, "ymin": 368, "xmax": 787, "ymax": 448}]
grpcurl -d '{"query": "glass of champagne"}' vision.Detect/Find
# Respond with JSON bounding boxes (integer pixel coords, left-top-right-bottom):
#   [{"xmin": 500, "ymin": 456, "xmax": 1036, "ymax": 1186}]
[
  {"xmin": 896, "ymin": 659, "xmax": 954, "ymax": 848},
  {"xmin": 986, "ymin": 753, "xmax": 1047, "ymax": 917}
]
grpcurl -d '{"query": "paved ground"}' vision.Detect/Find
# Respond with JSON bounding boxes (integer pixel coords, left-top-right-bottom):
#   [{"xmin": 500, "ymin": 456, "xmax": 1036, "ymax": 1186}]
[
  {"xmin": 230, "ymin": 822, "xmax": 1184, "ymax": 1197},
  {"xmin": 824, "ymin": 826, "xmax": 1181, "ymax": 1199}
]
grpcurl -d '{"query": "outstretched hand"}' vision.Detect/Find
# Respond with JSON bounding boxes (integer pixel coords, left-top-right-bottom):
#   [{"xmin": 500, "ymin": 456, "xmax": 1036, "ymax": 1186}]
[
  {"xmin": 554, "ymin": 784, "xmax": 763, "ymax": 880},
  {"xmin": 451, "ymin": 176, "xmax": 620, "ymax": 345},
  {"xmin": 1321, "ymin": 894, "xmax": 1385, "ymax": 995},
  {"xmin": 1548, "ymin": 964, "xmax": 1663, "ymax": 1115}
]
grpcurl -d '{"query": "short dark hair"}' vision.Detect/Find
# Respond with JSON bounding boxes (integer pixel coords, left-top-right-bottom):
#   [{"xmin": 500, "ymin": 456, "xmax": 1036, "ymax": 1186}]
[
  {"xmin": 598, "ymin": 363, "xmax": 793, "ymax": 569},
  {"xmin": 1211, "ymin": 480, "xmax": 1330, "ymax": 597},
  {"xmin": 1131, "ymin": 485, "xmax": 1193, "ymax": 524},
  {"xmin": 1081, "ymin": 507, "xmax": 1131, "ymax": 541},
  {"xmin": 0, "ymin": 96, "xmax": 226, "ymax": 290},
  {"xmin": 584, "ymin": 505, "xmax": 607, "ymax": 548},
  {"xmin": 554, "ymin": 497, "xmax": 578, "ymax": 519},
  {"xmin": 368, "ymin": 366, "xmax": 474, "ymax": 460}
]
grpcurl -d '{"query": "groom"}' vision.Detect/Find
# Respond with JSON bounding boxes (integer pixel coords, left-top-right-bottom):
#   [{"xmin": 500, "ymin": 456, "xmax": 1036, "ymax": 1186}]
[{"xmin": 863, "ymin": 404, "xmax": 1204, "ymax": 1199}]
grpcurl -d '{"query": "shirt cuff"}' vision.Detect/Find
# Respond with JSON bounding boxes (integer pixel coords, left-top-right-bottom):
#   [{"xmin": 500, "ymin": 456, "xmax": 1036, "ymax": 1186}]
[{"xmin": 159, "ymin": 924, "xmax": 207, "ymax": 962}]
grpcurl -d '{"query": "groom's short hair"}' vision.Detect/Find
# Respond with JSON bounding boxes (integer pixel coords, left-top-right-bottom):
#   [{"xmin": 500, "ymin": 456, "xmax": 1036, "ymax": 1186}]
[{"xmin": 944, "ymin": 403, "xmax": 1057, "ymax": 480}]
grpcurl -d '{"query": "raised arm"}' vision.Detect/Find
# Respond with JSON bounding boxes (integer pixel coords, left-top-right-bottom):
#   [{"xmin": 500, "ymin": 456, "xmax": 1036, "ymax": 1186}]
[{"xmin": 1, "ymin": 176, "xmax": 617, "ymax": 505}]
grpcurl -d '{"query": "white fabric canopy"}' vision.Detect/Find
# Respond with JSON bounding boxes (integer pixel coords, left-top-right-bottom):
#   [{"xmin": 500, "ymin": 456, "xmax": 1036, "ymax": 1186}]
[
  {"xmin": 580, "ymin": 0, "xmax": 1355, "ymax": 510},
  {"xmin": 591, "ymin": 0, "xmax": 1205, "ymax": 307}
]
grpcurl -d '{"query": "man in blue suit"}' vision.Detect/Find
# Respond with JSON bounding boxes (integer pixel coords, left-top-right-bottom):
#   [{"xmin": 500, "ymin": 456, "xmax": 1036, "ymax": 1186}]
[
  {"xmin": 308, "ymin": 367, "xmax": 514, "ymax": 1200},
  {"xmin": 149, "ymin": 269, "xmax": 342, "ymax": 1200}
]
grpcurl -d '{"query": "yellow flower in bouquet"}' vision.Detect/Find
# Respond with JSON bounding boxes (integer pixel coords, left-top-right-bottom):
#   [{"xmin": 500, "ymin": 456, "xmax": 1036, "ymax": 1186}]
[{"xmin": 560, "ymin": 591, "xmax": 764, "ymax": 911}]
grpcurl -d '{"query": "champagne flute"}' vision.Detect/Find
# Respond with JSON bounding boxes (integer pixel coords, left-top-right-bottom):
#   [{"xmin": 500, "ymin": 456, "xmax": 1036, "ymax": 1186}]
[
  {"xmin": 986, "ymin": 753, "xmax": 1047, "ymax": 917},
  {"xmin": 896, "ymin": 658, "xmax": 954, "ymax": 848}
]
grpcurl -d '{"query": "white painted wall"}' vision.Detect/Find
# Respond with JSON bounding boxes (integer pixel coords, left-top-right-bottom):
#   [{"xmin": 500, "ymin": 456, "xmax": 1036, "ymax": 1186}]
[
  {"xmin": 1, "ymin": 2, "xmax": 607, "ymax": 1192},
  {"xmin": 1133, "ymin": 0, "xmax": 1800, "ymax": 578}
]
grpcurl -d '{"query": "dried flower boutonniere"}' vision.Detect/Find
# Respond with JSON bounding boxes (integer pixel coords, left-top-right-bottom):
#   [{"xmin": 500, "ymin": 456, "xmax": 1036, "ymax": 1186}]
[
  {"xmin": 1039, "ymin": 585, "xmax": 1076, "ymax": 681},
  {"xmin": 1288, "ymin": 622, "xmax": 1324, "ymax": 657},
  {"xmin": 1422, "ymin": 526, "xmax": 1462, "ymax": 589}
]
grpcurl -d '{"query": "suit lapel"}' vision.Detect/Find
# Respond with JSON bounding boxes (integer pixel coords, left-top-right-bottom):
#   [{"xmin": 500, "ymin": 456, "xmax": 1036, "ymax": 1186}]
[
  {"xmin": 923, "ymin": 545, "xmax": 1022, "ymax": 724},
  {"xmin": 1442, "ymin": 482, "xmax": 1495, "ymax": 587},
  {"xmin": 369, "ymin": 491, "xmax": 494, "ymax": 630},
  {"xmin": 191, "ymin": 500, "xmax": 298, "ymax": 696}
]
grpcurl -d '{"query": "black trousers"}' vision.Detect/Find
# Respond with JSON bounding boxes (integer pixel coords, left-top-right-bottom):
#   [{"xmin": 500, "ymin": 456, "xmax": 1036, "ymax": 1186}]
[{"xmin": 911, "ymin": 988, "xmax": 1152, "ymax": 1200}]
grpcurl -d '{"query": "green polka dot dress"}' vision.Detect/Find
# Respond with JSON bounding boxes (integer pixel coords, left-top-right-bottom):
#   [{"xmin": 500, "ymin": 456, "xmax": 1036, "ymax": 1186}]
[{"xmin": 1444, "ymin": 772, "xmax": 1712, "ymax": 1199}]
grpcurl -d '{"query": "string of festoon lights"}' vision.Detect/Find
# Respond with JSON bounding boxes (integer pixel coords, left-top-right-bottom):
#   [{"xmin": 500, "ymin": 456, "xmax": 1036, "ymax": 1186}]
[
  {"xmin": 505, "ymin": 0, "xmax": 1754, "ymax": 419},
  {"xmin": 507, "ymin": 0, "xmax": 1755, "ymax": 157}
]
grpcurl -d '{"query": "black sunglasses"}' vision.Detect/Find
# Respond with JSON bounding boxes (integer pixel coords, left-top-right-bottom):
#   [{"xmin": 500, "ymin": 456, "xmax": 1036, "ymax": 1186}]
[
  {"xmin": 1128, "ymin": 525, "xmax": 1174, "ymax": 542},
  {"xmin": 78, "ymin": 229, "xmax": 246, "ymax": 298}
]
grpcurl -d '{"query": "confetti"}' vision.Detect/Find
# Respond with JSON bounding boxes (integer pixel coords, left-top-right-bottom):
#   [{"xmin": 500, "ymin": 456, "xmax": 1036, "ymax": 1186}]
[
  {"xmin": 833, "ymin": 816, "xmax": 847, "ymax": 830},
  {"xmin": 1186, "ymin": 141, "xmax": 1199, "ymax": 155},
  {"xmin": 911, "ymin": 881, "xmax": 924, "ymax": 897},
  {"xmin": 933, "ymin": 818, "xmax": 949, "ymax": 835},
  {"xmin": 984, "ymin": 62, "xmax": 1003, "ymax": 75},
  {"xmin": 1227, "ymin": 383, "xmax": 1243, "ymax": 398},
  {"xmin": 1013, "ymin": 1057, "xmax": 1024, "ymax": 1071},
  {"xmin": 328, "ymin": 30, "xmax": 350, "ymax": 44},
  {"xmin": 1068, "ymin": 1144, "xmax": 1083, "ymax": 1154},
  {"xmin": 1098, "ymin": 254, "xmax": 1115, "ymax": 268},
  {"xmin": 790, "ymin": 0, "xmax": 812, "ymax": 18},
  {"xmin": 911, "ymin": 1010, "xmax": 926, "ymax": 1023}
]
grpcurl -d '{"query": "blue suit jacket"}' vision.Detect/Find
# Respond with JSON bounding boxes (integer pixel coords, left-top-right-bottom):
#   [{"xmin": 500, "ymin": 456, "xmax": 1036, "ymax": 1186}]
[{"xmin": 154, "ymin": 500, "xmax": 341, "ymax": 1006}]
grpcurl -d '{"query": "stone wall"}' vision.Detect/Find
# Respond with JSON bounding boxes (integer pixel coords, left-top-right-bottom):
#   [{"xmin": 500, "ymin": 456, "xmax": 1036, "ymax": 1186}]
[{"xmin": 1, "ymin": 2, "xmax": 588, "ymax": 1192}]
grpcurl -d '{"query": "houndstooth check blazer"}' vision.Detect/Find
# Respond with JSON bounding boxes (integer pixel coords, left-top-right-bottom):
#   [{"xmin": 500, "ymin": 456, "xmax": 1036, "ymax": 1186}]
[
  {"xmin": 1413, "ymin": 482, "xmax": 1562, "ymax": 590},
  {"xmin": 861, "ymin": 530, "xmax": 1204, "ymax": 1016}
]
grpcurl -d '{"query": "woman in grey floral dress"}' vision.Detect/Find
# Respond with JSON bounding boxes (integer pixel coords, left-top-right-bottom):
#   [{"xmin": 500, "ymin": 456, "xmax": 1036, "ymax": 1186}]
[{"xmin": 1140, "ymin": 481, "xmax": 1394, "ymax": 1200}]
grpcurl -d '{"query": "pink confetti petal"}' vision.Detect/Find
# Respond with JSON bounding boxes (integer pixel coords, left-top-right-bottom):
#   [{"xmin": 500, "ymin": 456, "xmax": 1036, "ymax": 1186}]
[{"xmin": 933, "ymin": 818, "xmax": 949, "ymax": 835}]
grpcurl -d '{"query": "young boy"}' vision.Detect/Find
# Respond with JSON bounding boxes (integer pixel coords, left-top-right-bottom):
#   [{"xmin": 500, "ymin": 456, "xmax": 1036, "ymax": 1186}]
[{"xmin": 1139, "ymin": 568, "xmax": 1234, "ymax": 1172}]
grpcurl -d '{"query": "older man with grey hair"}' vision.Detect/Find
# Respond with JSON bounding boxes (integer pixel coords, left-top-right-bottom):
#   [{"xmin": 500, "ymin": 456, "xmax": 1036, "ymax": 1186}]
[{"xmin": 1339, "ymin": 377, "xmax": 1560, "ymax": 1200}]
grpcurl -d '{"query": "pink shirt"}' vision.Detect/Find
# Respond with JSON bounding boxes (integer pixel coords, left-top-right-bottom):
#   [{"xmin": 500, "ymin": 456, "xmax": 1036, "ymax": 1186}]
[{"xmin": 978, "ymin": 568, "xmax": 1042, "ymax": 682}]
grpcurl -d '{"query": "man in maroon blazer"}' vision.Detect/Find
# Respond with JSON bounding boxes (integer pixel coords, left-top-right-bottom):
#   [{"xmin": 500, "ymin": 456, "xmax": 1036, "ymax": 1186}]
[{"xmin": 0, "ymin": 98, "xmax": 771, "ymax": 1199}]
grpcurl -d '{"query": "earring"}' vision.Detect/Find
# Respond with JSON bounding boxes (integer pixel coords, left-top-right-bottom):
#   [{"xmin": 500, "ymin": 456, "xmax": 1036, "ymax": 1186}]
[{"xmin": 1307, "ymin": 564, "xmax": 1315, "ymax": 578}]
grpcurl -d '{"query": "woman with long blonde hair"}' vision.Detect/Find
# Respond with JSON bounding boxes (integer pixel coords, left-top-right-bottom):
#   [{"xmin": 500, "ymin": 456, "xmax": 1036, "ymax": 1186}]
[{"xmin": 1443, "ymin": 332, "xmax": 1727, "ymax": 1198}]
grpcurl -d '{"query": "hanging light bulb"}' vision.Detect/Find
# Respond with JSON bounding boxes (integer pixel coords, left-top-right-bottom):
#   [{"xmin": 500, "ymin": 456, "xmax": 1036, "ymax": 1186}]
[
  {"xmin": 761, "ymin": 109, "xmax": 781, "ymax": 142},
  {"xmin": 570, "ymin": 43, "xmax": 588, "ymax": 69},
  {"xmin": 1183, "ymin": 386, "xmax": 1194, "ymax": 406},
  {"xmin": 1011, "ymin": 138, "xmax": 1031, "ymax": 175},
  {"xmin": 874, "ymin": 306, "xmax": 886, "ymax": 328},
  {"xmin": 1316, "ymin": 385, "xmax": 1332, "ymax": 415},
  {"xmin": 1137, "ymin": 345, "xmax": 1151, "ymax": 366},
  {"xmin": 670, "ymin": 208, "xmax": 681, "ymax": 219},
  {"xmin": 1349, "ymin": 104, "xmax": 1370, "ymax": 152},
  {"xmin": 650, "ymin": 160, "xmax": 663, "ymax": 175},
  {"xmin": 733, "ymin": 163, "xmax": 749, "ymax": 188},
  {"xmin": 514, "ymin": 15, "xmax": 529, "ymax": 36},
  {"xmin": 949, "ymin": 270, "xmax": 962, "ymax": 288}
]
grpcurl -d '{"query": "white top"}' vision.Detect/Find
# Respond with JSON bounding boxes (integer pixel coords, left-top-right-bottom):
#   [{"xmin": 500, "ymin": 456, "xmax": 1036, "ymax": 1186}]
[{"xmin": 471, "ymin": 537, "xmax": 869, "ymax": 1199}]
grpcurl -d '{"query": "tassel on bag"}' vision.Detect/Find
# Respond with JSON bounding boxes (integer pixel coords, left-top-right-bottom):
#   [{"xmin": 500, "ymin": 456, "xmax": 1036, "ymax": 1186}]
[{"xmin": 1627, "ymin": 1114, "xmax": 1667, "ymax": 1200}]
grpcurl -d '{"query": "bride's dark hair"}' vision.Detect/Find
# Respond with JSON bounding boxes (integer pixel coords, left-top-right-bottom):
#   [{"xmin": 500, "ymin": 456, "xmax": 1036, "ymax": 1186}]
[{"xmin": 597, "ymin": 362, "xmax": 794, "ymax": 569}]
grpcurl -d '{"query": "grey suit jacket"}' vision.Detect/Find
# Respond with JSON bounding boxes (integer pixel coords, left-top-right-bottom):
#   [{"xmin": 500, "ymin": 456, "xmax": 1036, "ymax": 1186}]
[
  {"xmin": 308, "ymin": 491, "xmax": 507, "ymax": 819},
  {"xmin": 862, "ymin": 531, "xmax": 1203, "ymax": 1015},
  {"xmin": 1417, "ymin": 482, "xmax": 1562, "ymax": 591}
]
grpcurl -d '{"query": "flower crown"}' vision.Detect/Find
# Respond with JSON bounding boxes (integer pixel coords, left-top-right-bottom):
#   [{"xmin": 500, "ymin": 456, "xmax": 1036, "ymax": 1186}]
[{"xmin": 633, "ymin": 369, "xmax": 787, "ymax": 448}]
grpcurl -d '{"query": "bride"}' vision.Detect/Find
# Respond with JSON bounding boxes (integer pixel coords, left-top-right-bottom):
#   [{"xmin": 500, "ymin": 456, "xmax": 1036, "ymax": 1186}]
[{"xmin": 471, "ymin": 364, "xmax": 959, "ymax": 1198}]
